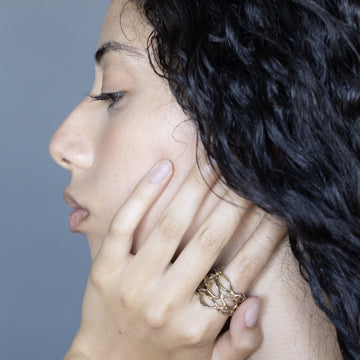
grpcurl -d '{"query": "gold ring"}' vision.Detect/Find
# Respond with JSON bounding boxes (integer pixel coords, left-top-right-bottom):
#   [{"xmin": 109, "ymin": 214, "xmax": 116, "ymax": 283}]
[{"xmin": 197, "ymin": 267, "xmax": 246, "ymax": 316}]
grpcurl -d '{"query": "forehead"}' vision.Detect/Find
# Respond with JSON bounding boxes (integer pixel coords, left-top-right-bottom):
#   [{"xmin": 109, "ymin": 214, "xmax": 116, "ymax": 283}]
[{"xmin": 98, "ymin": 0, "xmax": 150, "ymax": 55}]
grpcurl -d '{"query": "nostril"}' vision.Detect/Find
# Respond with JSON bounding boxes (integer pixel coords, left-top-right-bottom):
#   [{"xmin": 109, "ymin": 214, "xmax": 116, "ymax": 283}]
[{"xmin": 49, "ymin": 131, "xmax": 94, "ymax": 170}]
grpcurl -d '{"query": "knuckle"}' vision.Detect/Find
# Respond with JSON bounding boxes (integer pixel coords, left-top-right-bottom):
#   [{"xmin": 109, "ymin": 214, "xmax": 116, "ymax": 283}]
[
  {"xmin": 107, "ymin": 220, "xmax": 130, "ymax": 239},
  {"xmin": 136, "ymin": 182, "xmax": 155, "ymax": 198},
  {"xmin": 120, "ymin": 285, "xmax": 140, "ymax": 308},
  {"xmin": 180, "ymin": 323, "xmax": 208, "ymax": 346},
  {"xmin": 143, "ymin": 302, "xmax": 170, "ymax": 329},
  {"xmin": 158, "ymin": 215, "xmax": 180, "ymax": 239},
  {"xmin": 199, "ymin": 228, "xmax": 225, "ymax": 253},
  {"xmin": 232, "ymin": 333, "xmax": 262, "ymax": 355},
  {"xmin": 239, "ymin": 256, "xmax": 260, "ymax": 283},
  {"xmin": 89, "ymin": 264, "xmax": 109, "ymax": 293},
  {"xmin": 191, "ymin": 167, "xmax": 208, "ymax": 187}
]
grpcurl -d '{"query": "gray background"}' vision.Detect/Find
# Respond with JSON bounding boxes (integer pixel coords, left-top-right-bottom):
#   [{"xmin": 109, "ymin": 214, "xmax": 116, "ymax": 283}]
[{"xmin": 0, "ymin": 2, "xmax": 109, "ymax": 359}]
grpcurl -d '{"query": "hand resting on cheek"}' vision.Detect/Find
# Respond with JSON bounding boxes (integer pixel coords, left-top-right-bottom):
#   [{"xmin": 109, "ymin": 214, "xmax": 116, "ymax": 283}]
[{"xmin": 64, "ymin": 159, "xmax": 287, "ymax": 360}]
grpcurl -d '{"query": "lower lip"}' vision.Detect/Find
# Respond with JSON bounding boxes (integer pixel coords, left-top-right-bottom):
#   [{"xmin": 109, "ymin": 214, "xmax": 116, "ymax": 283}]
[{"xmin": 68, "ymin": 208, "xmax": 90, "ymax": 232}]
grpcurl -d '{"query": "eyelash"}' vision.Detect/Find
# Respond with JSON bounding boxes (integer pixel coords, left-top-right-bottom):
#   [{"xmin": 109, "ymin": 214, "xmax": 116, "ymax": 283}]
[{"xmin": 89, "ymin": 91, "xmax": 125, "ymax": 109}]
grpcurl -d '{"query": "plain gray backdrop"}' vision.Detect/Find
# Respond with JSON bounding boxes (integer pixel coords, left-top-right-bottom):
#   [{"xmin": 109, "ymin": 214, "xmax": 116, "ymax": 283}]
[{"xmin": 0, "ymin": 1, "xmax": 109, "ymax": 359}]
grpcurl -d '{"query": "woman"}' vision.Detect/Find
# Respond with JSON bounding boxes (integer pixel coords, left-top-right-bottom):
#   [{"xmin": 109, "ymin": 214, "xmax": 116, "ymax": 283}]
[{"xmin": 50, "ymin": 0, "xmax": 360, "ymax": 359}]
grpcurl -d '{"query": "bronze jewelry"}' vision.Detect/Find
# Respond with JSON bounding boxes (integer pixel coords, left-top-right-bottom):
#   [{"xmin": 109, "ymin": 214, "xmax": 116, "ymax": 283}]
[{"xmin": 197, "ymin": 267, "xmax": 246, "ymax": 316}]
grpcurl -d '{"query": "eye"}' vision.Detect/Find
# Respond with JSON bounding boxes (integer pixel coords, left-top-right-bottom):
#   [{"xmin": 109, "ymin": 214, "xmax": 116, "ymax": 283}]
[{"xmin": 89, "ymin": 91, "xmax": 125, "ymax": 110}]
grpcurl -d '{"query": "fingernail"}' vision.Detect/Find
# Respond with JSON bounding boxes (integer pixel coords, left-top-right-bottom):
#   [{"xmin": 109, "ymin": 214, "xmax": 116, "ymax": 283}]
[
  {"xmin": 209, "ymin": 156, "xmax": 217, "ymax": 167},
  {"xmin": 151, "ymin": 160, "xmax": 172, "ymax": 184},
  {"xmin": 245, "ymin": 298, "xmax": 260, "ymax": 328}
]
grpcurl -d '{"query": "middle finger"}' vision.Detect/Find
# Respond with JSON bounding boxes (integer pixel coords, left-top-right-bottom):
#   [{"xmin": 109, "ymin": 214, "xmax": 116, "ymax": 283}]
[
  {"xmin": 134, "ymin": 159, "xmax": 221, "ymax": 271},
  {"xmin": 166, "ymin": 194, "xmax": 254, "ymax": 296}
]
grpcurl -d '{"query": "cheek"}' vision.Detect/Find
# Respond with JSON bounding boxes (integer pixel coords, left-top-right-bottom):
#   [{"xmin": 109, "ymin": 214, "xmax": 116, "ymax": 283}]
[
  {"xmin": 95, "ymin": 105, "xmax": 198, "ymax": 211},
  {"xmin": 95, "ymin": 121, "xmax": 162, "ymax": 212},
  {"xmin": 91, "ymin": 106, "xmax": 199, "ymax": 254}
]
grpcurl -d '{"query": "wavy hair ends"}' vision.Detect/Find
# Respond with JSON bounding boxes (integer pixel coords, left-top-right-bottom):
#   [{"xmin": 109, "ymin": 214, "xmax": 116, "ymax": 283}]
[{"xmin": 130, "ymin": 0, "xmax": 360, "ymax": 359}]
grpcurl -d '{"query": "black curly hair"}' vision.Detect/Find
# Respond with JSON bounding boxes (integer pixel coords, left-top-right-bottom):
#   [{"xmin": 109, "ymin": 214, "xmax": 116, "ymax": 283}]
[{"xmin": 129, "ymin": 0, "xmax": 360, "ymax": 358}]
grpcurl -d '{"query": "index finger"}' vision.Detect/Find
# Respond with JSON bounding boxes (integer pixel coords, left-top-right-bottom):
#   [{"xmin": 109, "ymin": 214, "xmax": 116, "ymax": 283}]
[{"xmin": 98, "ymin": 159, "xmax": 174, "ymax": 262}]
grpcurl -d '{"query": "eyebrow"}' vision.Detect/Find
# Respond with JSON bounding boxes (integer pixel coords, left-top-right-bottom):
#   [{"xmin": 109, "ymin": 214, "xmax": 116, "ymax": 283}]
[{"xmin": 95, "ymin": 41, "xmax": 145, "ymax": 65}]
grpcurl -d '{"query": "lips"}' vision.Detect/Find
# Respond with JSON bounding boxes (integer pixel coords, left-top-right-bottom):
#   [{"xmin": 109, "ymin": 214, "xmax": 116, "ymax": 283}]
[
  {"xmin": 68, "ymin": 208, "xmax": 90, "ymax": 232},
  {"xmin": 63, "ymin": 190, "xmax": 90, "ymax": 232}
]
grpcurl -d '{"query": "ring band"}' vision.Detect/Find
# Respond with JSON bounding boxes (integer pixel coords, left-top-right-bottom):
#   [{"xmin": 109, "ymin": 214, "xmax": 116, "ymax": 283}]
[{"xmin": 197, "ymin": 267, "xmax": 246, "ymax": 316}]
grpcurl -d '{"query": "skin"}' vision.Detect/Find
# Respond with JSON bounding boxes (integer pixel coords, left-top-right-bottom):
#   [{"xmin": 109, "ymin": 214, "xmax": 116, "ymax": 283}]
[
  {"xmin": 50, "ymin": 1, "xmax": 341, "ymax": 359},
  {"xmin": 62, "ymin": 162, "xmax": 282, "ymax": 360}
]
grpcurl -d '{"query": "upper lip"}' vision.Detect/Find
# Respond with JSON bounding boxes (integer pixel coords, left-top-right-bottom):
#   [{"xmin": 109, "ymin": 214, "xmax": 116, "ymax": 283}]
[{"xmin": 63, "ymin": 189, "xmax": 86, "ymax": 210}]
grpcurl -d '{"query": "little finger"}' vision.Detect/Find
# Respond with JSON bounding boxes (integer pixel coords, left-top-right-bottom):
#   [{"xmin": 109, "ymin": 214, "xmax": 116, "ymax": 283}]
[{"xmin": 210, "ymin": 297, "xmax": 262, "ymax": 360}]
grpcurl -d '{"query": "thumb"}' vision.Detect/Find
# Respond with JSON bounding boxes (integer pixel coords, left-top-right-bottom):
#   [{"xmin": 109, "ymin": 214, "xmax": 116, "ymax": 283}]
[{"xmin": 210, "ymin": 297, "xmax": 262, "ymax": 360}]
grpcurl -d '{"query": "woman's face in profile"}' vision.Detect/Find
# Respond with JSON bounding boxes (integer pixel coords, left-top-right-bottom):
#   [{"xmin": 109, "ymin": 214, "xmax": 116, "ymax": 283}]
[{"xmin": 49, "ymin": 0, "xmax": 198, "ymax": 259}]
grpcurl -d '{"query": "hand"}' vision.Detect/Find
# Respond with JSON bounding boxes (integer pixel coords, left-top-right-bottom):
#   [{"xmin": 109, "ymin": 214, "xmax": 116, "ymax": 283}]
[{"xmin": 65, "ymin": 159, "xmax": 287, "ymax": 360}]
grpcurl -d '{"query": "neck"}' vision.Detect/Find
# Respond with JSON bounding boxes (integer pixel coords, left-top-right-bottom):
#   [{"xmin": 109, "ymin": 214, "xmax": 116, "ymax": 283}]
[
  {"xmin": 245, "ymin": 240, "xmax": 341, "ymax": 359},
  {"xmin": 189, "ymin": 188, "xmax": 341, "ymax": 359}
]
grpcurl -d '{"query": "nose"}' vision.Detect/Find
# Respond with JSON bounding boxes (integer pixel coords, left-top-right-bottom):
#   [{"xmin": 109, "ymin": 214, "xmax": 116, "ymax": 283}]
[{"xmin": 49, "ymin": 100, "xmax": 94, "ymax": 171}]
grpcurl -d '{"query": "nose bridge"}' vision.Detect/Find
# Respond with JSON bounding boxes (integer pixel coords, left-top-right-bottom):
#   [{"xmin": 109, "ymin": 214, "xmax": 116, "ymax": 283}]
[{"xmin": 49, "ymin": 101, "xmax": 94, "ymax": 171}]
